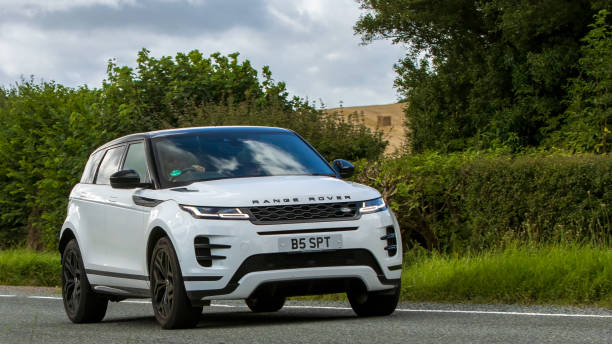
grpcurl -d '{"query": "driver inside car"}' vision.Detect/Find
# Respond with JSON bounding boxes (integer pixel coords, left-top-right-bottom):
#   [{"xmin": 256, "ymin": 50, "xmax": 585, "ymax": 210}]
[{"xmin": 157, "ymin": 143, "xmax": 206, "ymax": 181}]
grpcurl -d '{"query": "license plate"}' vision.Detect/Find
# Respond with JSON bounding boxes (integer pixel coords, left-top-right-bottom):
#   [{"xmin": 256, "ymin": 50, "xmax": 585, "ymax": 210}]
[{"xmin": 278, "ymin": 234, "xmax": 342, "ymax": 252}]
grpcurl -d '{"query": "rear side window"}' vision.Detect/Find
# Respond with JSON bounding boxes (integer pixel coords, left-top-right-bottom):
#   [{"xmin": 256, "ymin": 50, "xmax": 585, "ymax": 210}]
[
  {"xmin": 95, "ymin": 146, "xmax": 125, "ymax": 185},
  {"xmin": 80, "ymin": 150, "xmax": 104, "ymax": 184},
  {"xmin": 122, "ymin": 142, "xmax": 150, "ymax": 183}
]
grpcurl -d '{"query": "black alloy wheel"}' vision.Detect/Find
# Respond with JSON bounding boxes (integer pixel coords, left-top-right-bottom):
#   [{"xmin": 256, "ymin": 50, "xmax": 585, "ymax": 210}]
[
  {"xmin": 149, "ymin": 237, "xmax": 202, "ymax": 329},
  {"xmin": 62, "ymin": 247, "xmax": 82, "ymax": 314},
  {"xmin": 61, "ymin": 239, "xmax": 108, "ymax": 323},
  {"xmin": 151, "ymin": 244, "xmax": 175, "ymax": 319},
  {"xmin": 347, "ymin": 284, "xmax": 400, "ymax": 317}
]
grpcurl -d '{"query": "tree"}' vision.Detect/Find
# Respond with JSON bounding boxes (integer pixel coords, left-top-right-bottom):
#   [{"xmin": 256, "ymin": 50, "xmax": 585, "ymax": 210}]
[
  {"xmin": 355, "ymin": 0, "xmax": 611, "ymax": 152},
  {"xmin": 103, "ymin": 49, "xmax": 291, "ymax": 129},
  {"xmin": 546, "ymin": 10, "xmax": 612, "ymax": 153},
  {"xmin": 102, "ymin": 49, "xmax": 387, "ymax": 160},
  {"xmin": 0, "ymin": 50, "xmax": 386, "ymax": 249}
]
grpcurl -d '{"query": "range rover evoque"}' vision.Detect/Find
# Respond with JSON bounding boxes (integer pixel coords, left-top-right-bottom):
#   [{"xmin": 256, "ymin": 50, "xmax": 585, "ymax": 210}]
[{"xmin": 59, "ymin": 126, "xmax": 402, "ymax": 329}]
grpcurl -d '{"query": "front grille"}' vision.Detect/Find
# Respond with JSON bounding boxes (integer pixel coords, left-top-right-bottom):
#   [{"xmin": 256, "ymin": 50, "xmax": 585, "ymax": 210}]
[{"xmin": 243, "ymin": 201, "xmax": 360, "ymax": 224}]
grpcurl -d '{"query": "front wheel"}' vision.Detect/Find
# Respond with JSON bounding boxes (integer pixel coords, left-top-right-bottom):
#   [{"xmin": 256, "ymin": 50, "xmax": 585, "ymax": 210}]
[
  {"xmin": 61, "ymin": 239, "xmax": 108, "ymax": 323},
  {"xmin": 245, "ymin": 296, "xmax": 286, "ymax": 312},
  {"xmin": 347, "ymin": 285, "xmax": 400, "ymax": 317},
  {"xmin": 150, "ymin": 237, "xmax": 202, "ymax": 329}
]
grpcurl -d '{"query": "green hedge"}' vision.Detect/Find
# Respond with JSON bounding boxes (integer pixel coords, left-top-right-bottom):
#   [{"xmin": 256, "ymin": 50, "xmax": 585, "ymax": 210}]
[{"xmin": 355, "ymin": 152, "xmax": 611, "ymax": 253}]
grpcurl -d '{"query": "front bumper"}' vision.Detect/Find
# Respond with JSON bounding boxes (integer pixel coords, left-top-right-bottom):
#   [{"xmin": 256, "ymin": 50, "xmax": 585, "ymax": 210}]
[{"xmin": 169, "ymin": 208, "xmax": 403, "ymax": 302}]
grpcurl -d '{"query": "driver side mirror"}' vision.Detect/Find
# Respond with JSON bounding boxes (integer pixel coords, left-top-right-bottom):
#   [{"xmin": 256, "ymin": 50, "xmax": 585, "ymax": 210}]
[
  {"xmin": 110, "ymin": 170, "xmax": 152, "ymax": 189},
  {"xmin": 331, "ymin": 159, "xmax": 355, "ymax": 179}
]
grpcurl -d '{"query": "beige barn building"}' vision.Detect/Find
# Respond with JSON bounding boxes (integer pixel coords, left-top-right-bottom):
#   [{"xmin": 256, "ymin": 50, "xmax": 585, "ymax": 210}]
[{"xmin": 326, "ymin": 102, "xmax": 408, "ymax": 155}]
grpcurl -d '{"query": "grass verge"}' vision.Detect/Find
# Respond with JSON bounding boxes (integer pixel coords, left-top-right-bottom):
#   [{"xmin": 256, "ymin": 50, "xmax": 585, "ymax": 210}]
[
  {"xmin": 402, "ymin": 245, "xmax": 612, "ymax": 308},
  {"xmin": 0, "ymin": 249, "xmax": 61, "ymax": 287},
  {"xmin": 1, "ymin": 246, "xmax": 610, "ymax": 308}
]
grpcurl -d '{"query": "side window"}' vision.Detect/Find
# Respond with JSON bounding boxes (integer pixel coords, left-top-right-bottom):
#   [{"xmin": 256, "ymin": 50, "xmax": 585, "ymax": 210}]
[
  {"xmin": 95, "ymin": 146, "xmax": 125, "ymax": 185},
  {"xmin": 80, "ymin": 150, "xmax": 104, "ymax": 184},
  {"xmin": 123, "ymin": 142, "xmax": 151, "ymax": 183}
]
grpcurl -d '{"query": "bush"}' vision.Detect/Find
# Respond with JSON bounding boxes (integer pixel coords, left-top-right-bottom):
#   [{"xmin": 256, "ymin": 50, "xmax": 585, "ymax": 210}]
[{"xmin": 355, "ymin": 152, "xmax": 612, "ymax": 253}]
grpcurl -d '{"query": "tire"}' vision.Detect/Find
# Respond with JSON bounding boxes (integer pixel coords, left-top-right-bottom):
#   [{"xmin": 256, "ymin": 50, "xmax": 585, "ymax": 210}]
[
  {"xmin": 61, "ymin": 239, "xmax": 108, "ymax": 323},
  {"xmin": 347, "ymin": 285, "xmax": 400, "ymax": 317},
  {"xmin": 245, "ymin": 296, "xmax": 286, "ymax": 313},
  {"xmin": 150, "ymin": 237, "xmax": 202, "ymax": 329}
]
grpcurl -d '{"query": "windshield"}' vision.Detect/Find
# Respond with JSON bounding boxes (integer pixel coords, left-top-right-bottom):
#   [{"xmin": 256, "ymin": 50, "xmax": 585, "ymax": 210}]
[{"xmin": 152, "ymin": 130, "xmax": 335, "ymax": 187}]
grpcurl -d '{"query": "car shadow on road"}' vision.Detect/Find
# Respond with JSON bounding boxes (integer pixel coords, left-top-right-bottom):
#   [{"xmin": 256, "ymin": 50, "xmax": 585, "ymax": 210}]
[{"xmin": 102, "ymin": 309, "xmax": 356, "ymax": 329}]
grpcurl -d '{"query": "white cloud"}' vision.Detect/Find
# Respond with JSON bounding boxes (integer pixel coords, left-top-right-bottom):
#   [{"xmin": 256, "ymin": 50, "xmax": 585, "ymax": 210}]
[
  {"xmin": 0, "ymin": 0, "xmax": 137, "ymax": 15},
  {"xmin": 0, "ymin": 0, "xmax": 405, "ymax": 107}
]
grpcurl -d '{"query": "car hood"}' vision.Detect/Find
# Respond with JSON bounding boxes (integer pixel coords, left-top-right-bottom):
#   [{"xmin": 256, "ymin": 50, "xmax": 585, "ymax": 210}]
[{"xmin": 138, "ymin": 175, "xmax": 380, "ymax": 207}]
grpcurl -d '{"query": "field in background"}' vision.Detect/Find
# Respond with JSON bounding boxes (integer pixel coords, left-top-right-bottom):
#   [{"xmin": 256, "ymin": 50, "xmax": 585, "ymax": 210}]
[{"xmin": 326, "ymin": 103, "xmax": 408, "ymax": 154}]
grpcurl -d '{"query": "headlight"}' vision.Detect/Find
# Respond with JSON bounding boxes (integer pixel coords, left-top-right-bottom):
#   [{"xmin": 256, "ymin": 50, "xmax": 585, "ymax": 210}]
[
  {"xmin": 360, "ymin": 198, "xmax": 387, "ymax": 214},
  {"xmin": 180, "ymin": 205, "xmax": 250, "ymax": 219}
]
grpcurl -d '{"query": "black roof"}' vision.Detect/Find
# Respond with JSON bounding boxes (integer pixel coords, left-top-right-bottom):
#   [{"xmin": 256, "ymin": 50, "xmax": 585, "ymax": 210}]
[{"xmin": 94, "ymin": 126, "xmax": 291, "ymax": 153}]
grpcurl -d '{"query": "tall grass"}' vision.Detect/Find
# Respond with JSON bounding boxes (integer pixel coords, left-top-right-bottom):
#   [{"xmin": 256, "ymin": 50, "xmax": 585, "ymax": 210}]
[
  {"xmin": 0, "ymin": 249, "xmax": 60, "ymax": 286},
  {"xmin": 402, "ymin": 244, "xmax": 612, "ymax": 308},
  {"xmin": 1, "ymin": 246, "xmax": 610, "ymax": 308}
]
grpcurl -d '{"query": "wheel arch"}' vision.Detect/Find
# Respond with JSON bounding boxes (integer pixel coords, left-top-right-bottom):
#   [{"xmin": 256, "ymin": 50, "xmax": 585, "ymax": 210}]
[
  {"xmin": 59, "ymin": 228, "xmax": 77, "ymax": 257},
  {"xmin": 146, "ymin": 226, "xmax": 169, "ymax": 270}
]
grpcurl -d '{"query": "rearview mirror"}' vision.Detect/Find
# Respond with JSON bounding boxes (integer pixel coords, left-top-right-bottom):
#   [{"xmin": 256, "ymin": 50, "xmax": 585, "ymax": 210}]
[
  {"xmin": 331, "ymin": 159, "xmax": 355, "ymax": 179},
  {"xmin": 110, "ymin": 170, "xmax": 151, "ymax": 189}
]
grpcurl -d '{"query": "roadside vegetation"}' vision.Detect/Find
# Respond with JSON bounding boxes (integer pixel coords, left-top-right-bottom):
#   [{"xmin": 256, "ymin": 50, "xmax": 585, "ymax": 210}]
[
  {"xmin": 355, "ymin": 152, "xmax": 611, "ymax": 253},
  {"xmin": 4, "ymin": 245, "xmax": 609, "ymax": 308},
  {"xmin": 0, "ymin": 50, "xmax": 385, "ymax": 250},
  {"xmin": 402, "ymin": 244, "xmax": 612, "ymax": 308},
  {"xmin": 0, "ymin": 250, "xmax": 60, "ymax": 287},
  {"xmin": 0, "ymin": 1, "xmax": 611, "ymax": 307}
]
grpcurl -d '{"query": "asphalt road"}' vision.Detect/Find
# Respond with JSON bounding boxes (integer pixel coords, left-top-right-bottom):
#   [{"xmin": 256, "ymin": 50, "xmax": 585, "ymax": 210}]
[{"xmin": 0, "ymin": 287, "xmax": 610, "ymax": 344}]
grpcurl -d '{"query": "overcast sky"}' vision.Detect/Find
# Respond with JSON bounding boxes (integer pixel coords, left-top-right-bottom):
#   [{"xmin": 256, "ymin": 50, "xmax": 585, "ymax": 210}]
[{"xmin": 0, "ymin": 0, "xmax": 406, "ymax": 107}]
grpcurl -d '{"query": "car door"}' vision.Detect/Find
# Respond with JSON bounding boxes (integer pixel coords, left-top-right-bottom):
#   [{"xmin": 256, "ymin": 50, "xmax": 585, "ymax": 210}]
[
  {"xmin": 84, "ymin": 145, "xmax": 126, "ymax": 273},
  {"xmin": 72, "ymin": 149, "xmax": 106, "ymax": 269},
  {"xmin": 103, "ymin": 141, "xmax": 152, "ymax": 280}
]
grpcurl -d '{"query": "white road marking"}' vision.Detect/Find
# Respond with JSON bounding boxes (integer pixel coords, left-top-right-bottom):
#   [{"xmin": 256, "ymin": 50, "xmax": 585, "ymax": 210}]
[
  {"xmin": 211, "ymin": 303, "xmax": 241, "ymax": 308},
  {"xmin": 122, "ymin": 300, "xmax": 151, "ymax": 304},
  {"xmin": 395, "ymin": 308, "xmax": 612, "ymax": 319},
  {"xmin": 284, "ymin": 305, "xmax": 351, "ymax": 310},
  {"xmin": 14, "ymin": 295, "xmax": 612, "ymax": 319},
  {"xmin": 27, "ymin": 296, "xmax": 62, "ymax": 300},
  {"xmin": 211, "ymin": 304, "xmax": 612, "ymax": 318}
]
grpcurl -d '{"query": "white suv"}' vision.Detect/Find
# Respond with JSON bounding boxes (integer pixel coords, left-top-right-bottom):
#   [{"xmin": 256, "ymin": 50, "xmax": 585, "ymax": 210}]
[{"xmin": 59, "ymin": 126, "xmax": 402, "ymax": 328}]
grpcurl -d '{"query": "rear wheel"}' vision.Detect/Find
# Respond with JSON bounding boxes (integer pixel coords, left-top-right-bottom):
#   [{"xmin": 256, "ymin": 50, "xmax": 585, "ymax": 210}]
[
  {"xmin": 245, "ymin": 296, "xmax": 286, "ymax": 313},
  {"xmin": 150, "ymin": 237, "xmax": 202, "ymax": 329},
  {"xmin": 347, "ymin": 285, "xmax": 400, "ymax": 317},
  {"xmin": 61, "ymin": 239, "xmax": 108, "ymax": 323}
]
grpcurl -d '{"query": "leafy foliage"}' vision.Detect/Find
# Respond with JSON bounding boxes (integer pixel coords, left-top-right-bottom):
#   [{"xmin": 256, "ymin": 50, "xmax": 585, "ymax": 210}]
[
  {"xmin": 355, "ymin": 152, "xmax": 611, "ymax": 253},
  {"xmin": 102, "ymin": 49, "xmax": 386, "ymax": 160},
  {"xmin": 545, "ymin": 10, "xmax": 612, "ymax": 153},
  {"xmin": 355, "ymin": 0, "xmax": 612, "ymax": 152},
  {"xmin": 0, "ymin": 82, "xmax": 111, "ymax": 249},
  {"xmin": 0, "ymin": 50, "xmax": 386, "ymax": 250}
]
